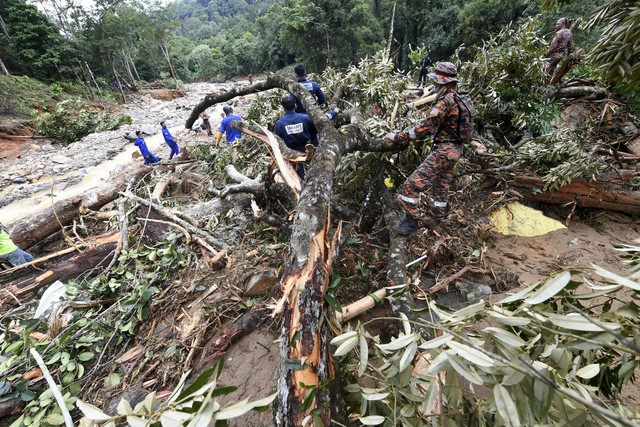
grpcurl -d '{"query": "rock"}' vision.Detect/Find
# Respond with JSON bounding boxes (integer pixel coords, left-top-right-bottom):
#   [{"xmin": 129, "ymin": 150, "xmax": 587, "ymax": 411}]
[
  {"xmin": 51, "ymin": 155, "xmax": 71, "ymax": 164},
  {"xmin": 464, "ymin": 283, "xmax": 492, "ymax": 303},
  {"xmin": 107, "ymin": 149, "xmax": 117, "ymax": 155},
  {"xmin": 29, "ymin": 144, "xmax": 42, "ymax": 151},
  {"xmin": 141, "ymin": 125, "xmax": 157, "ymax": 135},
  {"xmin": 620, "ymin": 122, "xmax": 638, "ymax": 137},
  {"xmin": 12, "ymin": 177, "xmax": 27, "ymax": 184},
  {"xmin": 245, "ymin": 269, "xmax": 277, "ymax": 296},
  {"xmin": 41, "ymin": 144, "xmax": 54, "ymax": 151}
]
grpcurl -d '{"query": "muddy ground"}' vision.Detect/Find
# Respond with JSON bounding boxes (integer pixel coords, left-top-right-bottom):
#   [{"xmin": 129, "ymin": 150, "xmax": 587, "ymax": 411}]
[{"xmin": 1, "ymin": 77, "xmax": 638, "ymax": 426}]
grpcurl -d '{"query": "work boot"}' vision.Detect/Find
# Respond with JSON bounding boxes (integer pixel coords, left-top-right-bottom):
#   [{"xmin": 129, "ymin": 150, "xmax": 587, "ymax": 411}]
[
  {"xmin": 393, "ymin": 213, "xmax": 418, "ymax": 235},
  {"xmin": 423, "ymin": 215, "xmax": 443, "ymax": 229}
]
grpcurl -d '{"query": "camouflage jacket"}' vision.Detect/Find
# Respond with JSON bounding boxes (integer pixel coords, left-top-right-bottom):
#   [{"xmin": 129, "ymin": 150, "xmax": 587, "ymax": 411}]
[
  {"xmin": 396, "ymin": 91, "xmax": 460, "ymax": 145},
  {"xmin": 546, "ymin": 28, "xmax": 574, "ymax": 57}
]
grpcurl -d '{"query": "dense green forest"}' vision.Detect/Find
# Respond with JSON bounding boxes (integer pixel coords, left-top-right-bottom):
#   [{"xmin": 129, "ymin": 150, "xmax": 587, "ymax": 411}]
[{"xmin": 2, "ymin": 0, "xmax": 636, "ymax": 91}]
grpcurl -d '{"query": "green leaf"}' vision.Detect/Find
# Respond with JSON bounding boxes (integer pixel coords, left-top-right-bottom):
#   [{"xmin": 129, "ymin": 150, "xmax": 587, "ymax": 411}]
[
  {"xmin": 524, "ymin": 271, "xmax": 571, "ymax": 305},
  {"xmin": 576, "ymin": 364, "xmax": 600, "ymax": 379},
  {"xmin": 419, "ymin": 334, "xmax": 454, "ymax": 349},
  {"xmin": 546, "ymin": 313, "xmax": 621, "ymax": 332},
  {"xmin": 484, "ymin": 327, "xmax": 526, "ymax": 347},
  {"xmin": 358, "ymin": 333, "xmax": 368, "ymax": 377},
  {"xmin": 117, "ymin": 398, "xmax": 133, "ymax": 416},
  {"xmin": 76, "ymin": 399, "xmax": 112, "ymax": 422},
  {"xmin": 376, "ymin": 333, "xmax": 416, "ymax": 353},
  {"xmin": 362, "ymin": 392, "xmax": 389, "ymax": 401},
  {"xmin": 330, "ymin": 331, "xmax": 357, "ymax": 346},
  {"xmin": 178, "ymin": 367, "xmax": 216, "ymax": 401},
  {"xmin": 591, "ymin": 264, "xmax": 640, "ymax": 291},
  {"xmin": 446, "ymin": 341, "xmax": 494, "ymax": 367},
  {"xmin": 359, "ymin": 415, "xmax": 385, "ymax": 425},
  {"xmin": 44, "ymin": 414, "xmax": 66, "ymax": 426},
  {"xmin": 211, "ymin": 386, "xmax": 237, "ymax": 398},
  {"xmin": 284, "ymin": 359, "xmax": 305, "ymax": 370},
  {"xmin": 325, "ymin": 294, "xmax": 342, "ymax": 313},
  {"xmin": 299, "ymin": 387, "xmax": 317, "ymax": 411},
  {"xmin": 494, "ymin": 384, "xmax": 521, "ymax": 427},
  {"xmin": 77, "ymin": 352, "xmax": 94, "ymax": 362},
  {"xmin": 334, "ymin": 336, "xmax": 358, "ymax": 357}
]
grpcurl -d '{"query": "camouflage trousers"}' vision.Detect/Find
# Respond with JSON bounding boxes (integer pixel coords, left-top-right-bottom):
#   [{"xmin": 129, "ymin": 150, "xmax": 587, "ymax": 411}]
[{"xmin": 398, "ymin": 142, "xmax": 460, "ymax": 218}]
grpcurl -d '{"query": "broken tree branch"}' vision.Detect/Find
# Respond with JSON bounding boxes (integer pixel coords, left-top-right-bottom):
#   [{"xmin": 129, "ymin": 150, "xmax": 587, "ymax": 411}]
[{"xmin": 121, "ymin": 192, "xmax": 229, "ymax": 250}]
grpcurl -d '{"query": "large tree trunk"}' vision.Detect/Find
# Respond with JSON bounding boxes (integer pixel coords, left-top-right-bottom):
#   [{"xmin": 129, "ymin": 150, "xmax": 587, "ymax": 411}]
[
  {"xmin": 189, "ymin": 74, "xmax": 411, "ymax": 425},
  {"xmin": 512, "ymin": 171, "xmax": 640, "ymax": 214},
  {"xmin": 7, "ymin": 165, "xmax": 152, "ymax": 249}
]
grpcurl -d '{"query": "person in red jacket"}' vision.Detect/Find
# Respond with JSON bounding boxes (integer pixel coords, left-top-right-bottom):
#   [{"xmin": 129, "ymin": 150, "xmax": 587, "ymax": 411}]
[{"xmin": 546, "ymin": 17, "xmax": 574, "ymax": 76}]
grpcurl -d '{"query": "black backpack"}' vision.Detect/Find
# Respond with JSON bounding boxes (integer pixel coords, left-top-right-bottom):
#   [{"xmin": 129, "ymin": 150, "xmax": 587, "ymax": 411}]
[{"xmin": 439, "ymin": 91, "xmax": 475, "ymax": 144}]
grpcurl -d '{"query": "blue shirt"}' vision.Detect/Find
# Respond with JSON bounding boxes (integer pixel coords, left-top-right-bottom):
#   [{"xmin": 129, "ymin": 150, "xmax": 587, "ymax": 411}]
[
  {"xmin": 293, "ymin": 78, "xmax": 326, "ymax": 114},
  {"xmin": 274, "ymin": 111, "xmax": 318, "ymax": 152},
  {"xmin": 134, "ymin": 137, "xmax": 153, "ymax": 157},
  {"xmin": 162, "ymin": 127, "xmax": 176, "ymax": 146},
  {"xmin": 219, "ymin": 114, "xmax": 243, "ymax": 143}
]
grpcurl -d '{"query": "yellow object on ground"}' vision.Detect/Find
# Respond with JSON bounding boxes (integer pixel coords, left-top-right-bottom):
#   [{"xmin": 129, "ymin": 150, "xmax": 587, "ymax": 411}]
[{"xmin": 489, "ymin": 201, "xmax": 565, "ymax": 237}]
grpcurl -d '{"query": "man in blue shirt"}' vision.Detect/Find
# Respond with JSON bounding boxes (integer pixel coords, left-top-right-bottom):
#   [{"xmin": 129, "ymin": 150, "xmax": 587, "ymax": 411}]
[
  {"xmin": 274, "ymin": 95, "xmax": 318, "ymax": 180},
  {"xmin": 134, "ymin": 131, "xmax": 159, "ymax": 165},
  {"xmin": 215, "ymin": 105, "xmax": 243, "ymax": 147},
  {"xmin": 292, "ymin": 63, "xmax": 326, "ymax": 114},
  {"xmin": 160, "ymin": 121, "xmax": 180, "ymax": 159}
]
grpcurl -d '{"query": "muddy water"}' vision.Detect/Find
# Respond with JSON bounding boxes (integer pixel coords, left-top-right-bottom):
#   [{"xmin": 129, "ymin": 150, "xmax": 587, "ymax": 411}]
[{"xmin": 0, "ymin": 81, "xmax": 243, "ymax": 226}]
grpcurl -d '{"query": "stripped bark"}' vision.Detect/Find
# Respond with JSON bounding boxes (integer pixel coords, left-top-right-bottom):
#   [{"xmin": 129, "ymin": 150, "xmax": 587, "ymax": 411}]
[
  {"xmin": 553, "ymin": 86, "xmax": 607, "ymax": 99},
  {"xmin": 512, "ymin": 171, "xmax": 640, "ymax": 214},
  {"xmin": 8, "ymin": 166, "xmax": 152, "ymax": 250}
]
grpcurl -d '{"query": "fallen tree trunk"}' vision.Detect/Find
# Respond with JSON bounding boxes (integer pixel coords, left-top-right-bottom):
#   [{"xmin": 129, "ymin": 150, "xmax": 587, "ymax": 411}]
[
  {"xmin": 188, "ymin": 74, "xmax": 412, "ymax": 426},
  {"xmin": 8, "ymin": 165, "xmax": 152, "ymax": 249},
  {"xmin": 553, "ymin": 86, "xmax": 607, "ymax": 100},
  {"xmin": 512, "ymin": 171, "xmax": 640, "ymax": 214},
  {"xmin": 0, "ymin": 236, "xmax": 120, "ymax": 306}
]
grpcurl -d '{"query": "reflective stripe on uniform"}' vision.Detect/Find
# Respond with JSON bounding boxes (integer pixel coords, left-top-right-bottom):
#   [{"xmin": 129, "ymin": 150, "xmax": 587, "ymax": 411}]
[
  {"xmin": 408, "ymin": 128, "xmax": 417, "ymax": 140},
  {"xmin": 399, "ymin": 194, "xmax": 419, "ymax": 204},
  {"xmin": 434, "ymin": 201, "xmax": 447, "ymax": 207}
]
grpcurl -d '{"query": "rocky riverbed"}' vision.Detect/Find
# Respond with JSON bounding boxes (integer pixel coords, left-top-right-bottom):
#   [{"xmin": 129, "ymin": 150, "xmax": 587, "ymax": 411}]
[{"xmin": 0, "ymin": 80, "xmax": 253, "ymax": 224}]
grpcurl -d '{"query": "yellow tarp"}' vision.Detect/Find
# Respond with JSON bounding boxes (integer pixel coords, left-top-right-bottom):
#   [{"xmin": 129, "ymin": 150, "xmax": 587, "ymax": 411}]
[{"xmin": 489, "ymin": 202, "xmax": 566, "ymax": 237}]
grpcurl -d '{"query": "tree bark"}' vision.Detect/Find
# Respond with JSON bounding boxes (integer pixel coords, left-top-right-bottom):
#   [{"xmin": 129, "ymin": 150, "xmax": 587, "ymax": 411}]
[
  {"xmin": 553, "ymin": 86, "xmax": 607, "ymax": 100},
  {"xmin": 7, "ymin": 165, "xmax": 152, "ymax": 249},
  {"xmin": 0, "ymin": 56, "xmax": 9, "ymax": 76},
  {"xmin": 512, "ymin": 171, "xmax": 640, "ymax": 214}
]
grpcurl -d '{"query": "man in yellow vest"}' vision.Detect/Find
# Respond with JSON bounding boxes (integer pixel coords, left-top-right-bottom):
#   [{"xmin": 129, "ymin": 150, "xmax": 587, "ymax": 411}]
[{"xmin": 0, "ymin": 223, "xmax": 33, "ymax": 267}]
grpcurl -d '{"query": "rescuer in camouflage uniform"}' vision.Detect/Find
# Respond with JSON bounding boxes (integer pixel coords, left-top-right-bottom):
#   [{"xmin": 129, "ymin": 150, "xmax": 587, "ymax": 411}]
[
  {"xmin": 546, "ymin": 17, "xmax": 574, "ymax": 76},
  {"xmin": 385, "ymin": 62, "xmax": 467, "ymax": 235}
]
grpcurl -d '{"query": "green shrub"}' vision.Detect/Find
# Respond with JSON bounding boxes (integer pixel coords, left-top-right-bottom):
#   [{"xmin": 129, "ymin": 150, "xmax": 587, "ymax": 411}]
[{"xmin": 35, "ymin": 99, "xmax": 131, "ymax": 145}]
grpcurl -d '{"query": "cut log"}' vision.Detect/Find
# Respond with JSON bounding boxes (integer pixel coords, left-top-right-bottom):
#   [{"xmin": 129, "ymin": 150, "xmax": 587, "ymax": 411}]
[
  {"xmin": 8, "ymin": 165, "xmax": 152, "ymax": 249},
  {"xmin": 512, "ymin": 171, "xmax": 640, "ymax": 214},
  {"xmin": 553, "ymin": 86, "xmax": 607, "ymax": 100}
]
